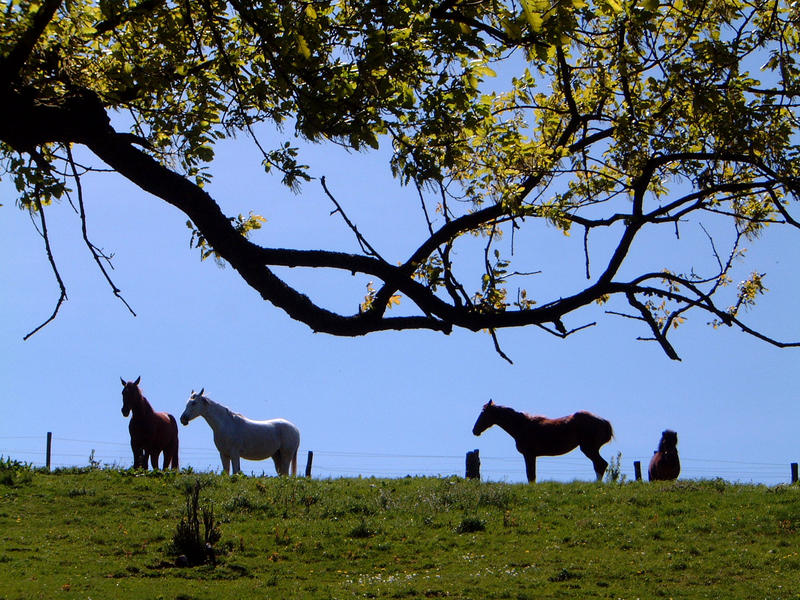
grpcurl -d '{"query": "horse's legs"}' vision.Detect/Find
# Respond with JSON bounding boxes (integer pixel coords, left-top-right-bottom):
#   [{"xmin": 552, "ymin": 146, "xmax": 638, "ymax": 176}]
[
  {"xmin": 523, "ymin": 453, "xmax": 537, "ymax": 483},
  {"xmin": 131, "ymin": 443, "xmax": 143, "ymax": 469},
  {"xmin": 231, "ymin": 454, "xmax": 241, "ymax": 475},
  {"xmin": 150, "ymin": 451, "xmax": 160, "ymax": 470},
  {"xmin": 271, "ymin": 450, "xmax": 284, "ymax": 476},
  {"xmin": 219, "ymin": 453, "xmax": 231, "ymax": 475},
  {"xmin": 167, "ymin": 448, "xmax": 179, "ymax": 470},
  {"xmin": 580, "ymin": 445, "xmax": 608, "ymax": 480},
  {"xmin": 170, "ymin": 438, "xmax": 180, "ymax": 470},
  {"xmin": 279, "ymin": 450, "xmax": 295, "ymax": 476}
]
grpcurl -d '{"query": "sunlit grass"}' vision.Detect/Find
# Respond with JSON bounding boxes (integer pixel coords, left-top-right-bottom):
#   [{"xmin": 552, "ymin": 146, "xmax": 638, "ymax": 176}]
[{"xmin": 1, "ymin": 463, "xmax": 799, "ymax": 599}]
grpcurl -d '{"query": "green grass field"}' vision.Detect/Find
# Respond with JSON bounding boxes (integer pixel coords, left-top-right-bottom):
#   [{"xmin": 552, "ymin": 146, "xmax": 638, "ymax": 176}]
[{"xmin": 1, "ymin": 460, "xmax": 799, "ymax": 599}]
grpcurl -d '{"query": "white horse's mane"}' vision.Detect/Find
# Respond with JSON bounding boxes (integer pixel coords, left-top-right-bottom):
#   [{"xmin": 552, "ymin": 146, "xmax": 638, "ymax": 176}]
[{"xmin": 198, "ymin": 393, "xmax": 246, "ymax": 421}]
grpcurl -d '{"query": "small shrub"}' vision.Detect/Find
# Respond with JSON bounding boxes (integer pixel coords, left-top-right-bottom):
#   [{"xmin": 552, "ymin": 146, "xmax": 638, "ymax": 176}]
[
  {"xmin": 170, "ymin": 479, "xmax": 222, "ymax": 566},
  {"xmin": 456, "ymin": 516, "xmax": 486, "ymax": 534},
  {"xmin": 604, "ymin": 452, "xmax": 627, "ymax": 484},
  {"xmin": 0, "ymin": 456, "xmax": 34, "ymax": 487},
  {"xmin": 274, "ymin": 524, "xmax": 293, "ymax": 545},
  {"xmin": 349, "ymin": 519, "xmax": 377, "ymax": 539},
  {"xmin": 548, "ymin": 567, "xmax": 580, "ymax": 582},
  {"xmin": 87, "ymin": 450, "xmax": 101, "ymax": 470}
]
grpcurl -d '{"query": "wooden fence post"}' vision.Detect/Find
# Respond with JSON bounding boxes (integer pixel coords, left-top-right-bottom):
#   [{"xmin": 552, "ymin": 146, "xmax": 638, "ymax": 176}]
[
  {"xmin": 466, "ymin": 449, "xmax": 480, "ymax": 479},
  {"xmin": 46, "ymin": 432, "xmax": 52, "ymax": 471},
  {"xmin": 633, "ymin": 460, "xmax": 642, "ymax": 482},
  {"xmin": 791, "ymin": 462, "xmax": 798, "ymax": 484},
  {"xmin": 305, "ymin": 450, "xmax": 313, "ymax": 478}
]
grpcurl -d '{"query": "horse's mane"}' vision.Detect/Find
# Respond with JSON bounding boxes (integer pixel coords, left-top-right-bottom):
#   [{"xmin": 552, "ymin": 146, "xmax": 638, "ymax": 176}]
[
  {"xmin": 490, "ymin": 403, "xmax": 544, "ymax": 423},
  {"xmin": 200, "ymin": 395, "xmax": 246, "ymax": 421}
]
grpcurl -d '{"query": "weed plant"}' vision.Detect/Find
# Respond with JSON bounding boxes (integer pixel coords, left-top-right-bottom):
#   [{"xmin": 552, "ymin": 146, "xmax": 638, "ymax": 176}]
[
  {"xmin": 0, "ymin": 456, "xmax": 35, "ymax": 487},
  {"xmin": 0, "ymin": 469, "xmax": 799, "ymax": 599},
  {"xmin": 170, "ymin": 479, "xmax": 222, "ymax": 566}
]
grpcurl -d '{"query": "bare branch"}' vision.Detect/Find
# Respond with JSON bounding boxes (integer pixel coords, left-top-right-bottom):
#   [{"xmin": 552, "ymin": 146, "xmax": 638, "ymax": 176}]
[
  {"xmin": 625, "ymin": 292, "xmax": 682, "ymax": 361},
  {"xmin": 66, "ymin": 146, "xmax": 137, "ymax": 317},
  {"xmin": 320, "ymin": 176, "xmax": 385, "ymax": 261},
  {"xmin": 489, "ymin": 329, "xmax": 514, "ymax": 365},
  {"xmin": 24, "ymin": 191, "xmax": 67, "ymax": 340}
]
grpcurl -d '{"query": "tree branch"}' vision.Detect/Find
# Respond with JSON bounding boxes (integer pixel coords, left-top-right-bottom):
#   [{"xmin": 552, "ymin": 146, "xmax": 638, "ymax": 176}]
[
  {"xmin": 66, "ymin": 145, "xmax": 137, "ymax": 317},
  {"xmin": 625, "ymin": 291, "xmax": 681, "ymax": 360},
  {"xmin": 24, "ymin": 191, "xmax": 67, "ymax": 340},
  {"xmin": 0, "ymin": 0, "xmax": 62, "ymax": 85},
  {"xmin": 321, "ymin": 176, "xmax": 385, "ymax": 261}
]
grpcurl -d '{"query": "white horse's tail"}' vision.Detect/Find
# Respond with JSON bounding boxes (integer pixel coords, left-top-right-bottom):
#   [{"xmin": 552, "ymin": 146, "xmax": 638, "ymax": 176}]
[{"xmin": 291, "ymin": 448, "xmax": 298, "ymax": 476}]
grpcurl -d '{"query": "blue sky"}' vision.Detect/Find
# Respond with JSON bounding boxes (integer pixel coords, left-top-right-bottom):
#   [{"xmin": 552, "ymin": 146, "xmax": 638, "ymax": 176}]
[{"xmin": 2, "ymin": 131, "xmax": 799, "ymax": 485}]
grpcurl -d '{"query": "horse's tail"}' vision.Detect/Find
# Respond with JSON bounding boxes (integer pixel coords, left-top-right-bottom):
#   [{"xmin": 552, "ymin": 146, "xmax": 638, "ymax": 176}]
[
  {"xmin": 169, "ymin": 414, "xmax": 180, "ymax": 470},
  {"xmin": 603, "ymin": 418, "xmax": 614, "ymax": 444}
]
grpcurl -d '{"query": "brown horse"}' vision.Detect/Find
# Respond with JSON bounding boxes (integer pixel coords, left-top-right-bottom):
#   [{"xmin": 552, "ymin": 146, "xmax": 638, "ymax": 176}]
[
  {"xmin": 120, "ymin": 377, "xmax": 179, "ymax": 470},
  {"xmin": 648, "ymin": 429, "xmax": 680, "ymax": 481},
  {"xmin": 472, "ymin": 400, "xmax": 613, "ymax": 482}
]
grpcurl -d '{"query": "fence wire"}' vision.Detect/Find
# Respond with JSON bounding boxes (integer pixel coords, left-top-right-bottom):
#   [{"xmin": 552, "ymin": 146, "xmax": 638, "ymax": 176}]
[{"xmin": 1, "ymin": 435, "xmax": 796, "ymax": 485}]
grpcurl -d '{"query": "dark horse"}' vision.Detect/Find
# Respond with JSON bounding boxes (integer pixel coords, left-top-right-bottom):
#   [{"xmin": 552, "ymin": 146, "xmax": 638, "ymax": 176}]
[
  {"xmin": 648, "ymin": 429, "xmax": 680, "ymax": 481},
  {"xmin": 472, "ymin": 400, "xmax": 613, "ymax": 482},
  {"xmin": 120, "ymin": 377, "xmax": 179, "ymax": 470}
]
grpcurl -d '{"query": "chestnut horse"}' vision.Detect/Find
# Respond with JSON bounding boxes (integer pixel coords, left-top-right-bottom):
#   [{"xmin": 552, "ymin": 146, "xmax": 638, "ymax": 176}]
[
  {"xmin": 472, "ymin": 400, "xmax": 613, "ymax": 482},
  {"xmin": 120, "ymin": 377, "xmax": 179, "ymax": 470},
  {"xmin": 648, "ymin": 429, "xmax": 680, "ymax": 481}
]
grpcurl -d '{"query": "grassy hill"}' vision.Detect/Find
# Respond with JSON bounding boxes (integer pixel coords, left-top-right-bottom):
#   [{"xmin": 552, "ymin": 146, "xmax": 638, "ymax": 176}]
[{"xmin": 1, "ymin": 461, "xmax": 799, "ymax": 599}]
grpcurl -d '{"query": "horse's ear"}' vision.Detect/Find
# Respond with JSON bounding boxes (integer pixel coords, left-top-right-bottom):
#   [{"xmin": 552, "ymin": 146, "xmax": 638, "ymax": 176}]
[
  {"xmin": 487, "ymin": 399, "xmax": 495, "ymax": 406},
  {"xmin": 134, "ymin": 376, "xmax": 141, "ymax": 385},
  {"xmin": 199, "ymin": 387, "xmax": 205, "ymax": 396},
  {"xmin": 120, "ymin": 377, "xmax": 126, "ymax": 387}
]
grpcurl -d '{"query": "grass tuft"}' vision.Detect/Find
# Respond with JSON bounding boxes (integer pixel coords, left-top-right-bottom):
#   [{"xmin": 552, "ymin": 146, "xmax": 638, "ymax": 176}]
[{"xmin": 456, "ymin": 516, "xmax": 486, "ymax": 533}]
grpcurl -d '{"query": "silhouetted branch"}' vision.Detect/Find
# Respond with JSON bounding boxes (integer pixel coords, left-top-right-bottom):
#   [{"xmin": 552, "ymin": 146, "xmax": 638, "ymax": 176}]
[
  {"xmin": 320, "ymin": 176, "xmax": 385, "ymax": 261},
  {"xmin": 626, "ymin": 292, "xmax": 681, "ymax": 361},
  {"xmin": 490, "ymin": 329, "xmax": 513, "ymax": 365},
  {"xmin": 24, "ymin": 192, "xmax": 67, "ymax": 340},
  {"xmin": 66, "ymin": 146, "xmax": 137, "ymax": 317}
]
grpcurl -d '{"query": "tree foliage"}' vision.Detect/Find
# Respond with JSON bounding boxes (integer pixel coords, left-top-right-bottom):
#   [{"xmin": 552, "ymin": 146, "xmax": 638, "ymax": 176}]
[{"xmin": 2, "ymin": 0, "xmax": 799, "ymax": 360}]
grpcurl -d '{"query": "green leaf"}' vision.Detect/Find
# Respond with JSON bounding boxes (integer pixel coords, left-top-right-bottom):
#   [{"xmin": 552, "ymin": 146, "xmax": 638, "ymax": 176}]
[
  {"xmin": 520, "ymin": 0, "xmax": 544, "ymax": 32},
  {"xmin": 473, "ymin": 64, "xmax": 497, "ymax": 78},
  {"xmin": 296, "ymin": 35, "xmax": 311, "ymax": 60}
]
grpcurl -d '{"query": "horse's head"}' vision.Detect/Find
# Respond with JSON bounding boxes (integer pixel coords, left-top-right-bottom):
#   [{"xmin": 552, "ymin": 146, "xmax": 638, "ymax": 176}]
[
  {"xmin": 180, "ymin": 388, "xmax": 207, "ymax": 425},
  {"xmin": 659, "ymin": 429, "xmax": 678, "ymax": 451},
  {"xmin": 472, "ymin": 399, "xmax": 497, "ymax": 436},
  {"xmin": 120, "ymin": 376, "xmax": 142, "ymax": 417}
]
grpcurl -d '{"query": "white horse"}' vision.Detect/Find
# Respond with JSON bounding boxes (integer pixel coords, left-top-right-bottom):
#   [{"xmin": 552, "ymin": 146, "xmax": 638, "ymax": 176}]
[{"xmin": 180, "ymin": 389, "xmax": 300, "ymax": 476}]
